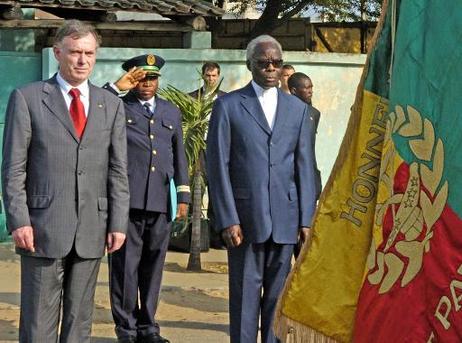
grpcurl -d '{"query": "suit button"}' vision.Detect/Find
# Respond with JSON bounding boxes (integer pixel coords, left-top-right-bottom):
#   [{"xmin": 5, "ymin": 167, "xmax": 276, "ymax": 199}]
[
  {"xmin": 150, "ymin": 134, "xmax": 154, "ymax": 140},
  {"xmin": 152, "ymin": 150, "xmax": 157, "ymax": 155},
  {"xmin": 151, "ymin": 166, "xmax": 156, "ymax": 172},
  {"xmin": 150, "ymin": 119, "xmax": 155, "ymax": 124},
  {"xmin": 78, "ymin": 170, "xmax": 83, "ymax": 175},
  {"xmin": 270, "ymin": 141, "xmax": 273, "ymax": 146}
]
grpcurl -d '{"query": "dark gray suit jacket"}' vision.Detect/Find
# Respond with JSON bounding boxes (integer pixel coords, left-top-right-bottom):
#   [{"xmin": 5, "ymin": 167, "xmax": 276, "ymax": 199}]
[
  {"xmin": 2, "ymin": 75, "xmax": 130, "ymax": 259},
  {"xmin": 206, "ymin": 83, "xmax": 317, "ymax": 244}
]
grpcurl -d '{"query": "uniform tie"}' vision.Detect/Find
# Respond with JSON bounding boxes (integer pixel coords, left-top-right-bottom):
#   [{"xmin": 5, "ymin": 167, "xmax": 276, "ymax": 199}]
[
  {"xmin": 69, "ymin": 88, "xmax": 86, "ymax": 139},
  {"xmin": 144, "ymin": 103, "xmax": 154, "ymax": 117}
]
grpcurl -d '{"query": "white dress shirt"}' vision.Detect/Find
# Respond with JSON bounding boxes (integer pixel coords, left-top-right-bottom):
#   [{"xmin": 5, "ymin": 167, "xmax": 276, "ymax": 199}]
[
  {"xmin": 106, "ymin": 82, "xmax": 156, "ymax": 112},
  {"xmin": 56, "ymin": 72, "xmax": 90, "ymax": 117},
  {"xmin": 139, "ymin": 97, "xmax": 156, "ymax": 113},
  {"xmin": 251, "ymin": 80, "xmax": 278, "ymax": 130}
]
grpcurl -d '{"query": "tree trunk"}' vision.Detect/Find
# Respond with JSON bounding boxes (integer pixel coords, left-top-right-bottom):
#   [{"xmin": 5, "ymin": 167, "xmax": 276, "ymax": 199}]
[
  {"xmin": 187, "ymin": 167, "xmax": 203, "ymax": 271},
  {"xmin": 250, "ymin": 0, "xmax": 283, "ymax": 38}
]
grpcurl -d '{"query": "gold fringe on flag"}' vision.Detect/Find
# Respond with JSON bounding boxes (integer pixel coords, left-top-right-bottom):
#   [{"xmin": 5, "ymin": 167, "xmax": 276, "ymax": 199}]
[{"xmin": 282, "ymin": 319, "xmax": 339, "ymax": 343}]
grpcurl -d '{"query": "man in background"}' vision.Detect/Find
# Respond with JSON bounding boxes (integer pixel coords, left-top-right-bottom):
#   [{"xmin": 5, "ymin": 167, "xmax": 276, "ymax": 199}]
[
  {"xmin": 207, "ymin": 35, "xmax": 317, "ymax": 343},
  {"xmin": 288, "ymin": 72, "xmax": 322, "ymax": 258},
  {"xmin": 288, "ymin": 72, "xmax": 320, "ymax": 132},
  {"xmin": 279, "ymin": 64, "xmax": 295, "ymax": 94},
  {"xmin": 2, "ymin": 19, "xmax": 129, "ymax": 342},
  {"xmin": 103, "ymin": 54, "xmax": 190, "ymax": 343},
  {"xmin": 189, "ymin": 61, "xmax": 226, "ymax": 100}
]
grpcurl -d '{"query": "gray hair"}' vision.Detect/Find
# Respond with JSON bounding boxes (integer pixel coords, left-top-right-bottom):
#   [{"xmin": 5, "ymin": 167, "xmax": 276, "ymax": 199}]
[
  {"xmin": 54, "ymin": 19, "xmax": 102, "ymax": 47},
  {"xmin": 246, "ymin": 35, "xmax": 282, "ymax": 61}
]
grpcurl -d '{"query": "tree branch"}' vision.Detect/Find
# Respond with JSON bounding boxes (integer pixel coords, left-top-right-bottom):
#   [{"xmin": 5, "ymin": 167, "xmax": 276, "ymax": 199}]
[
  {"xmin": 250, "ymin": 0, "xmax": 314, "ymax": 37},
  {"xmin": 279, "ymin": 0, "xmax": 313, "ymax": 22}
]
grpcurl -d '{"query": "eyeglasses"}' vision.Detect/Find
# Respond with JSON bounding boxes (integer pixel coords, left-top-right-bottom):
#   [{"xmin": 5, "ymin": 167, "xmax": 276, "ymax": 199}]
[{"xmin": 254, "ymin": 59, "xmax": 284, "ymax": 69}]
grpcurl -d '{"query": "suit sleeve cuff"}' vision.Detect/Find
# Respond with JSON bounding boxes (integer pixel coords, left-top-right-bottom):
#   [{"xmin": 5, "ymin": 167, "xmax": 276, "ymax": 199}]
[{"xmin": 177, "ymin": 191, "xmax": 190, "ymax": 204}]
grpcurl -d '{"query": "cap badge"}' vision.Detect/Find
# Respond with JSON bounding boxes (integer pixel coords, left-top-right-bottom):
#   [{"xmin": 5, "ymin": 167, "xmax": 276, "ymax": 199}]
[{"xmin": 147, "ymin": 54, "xmax": 156, "ymax": 66}]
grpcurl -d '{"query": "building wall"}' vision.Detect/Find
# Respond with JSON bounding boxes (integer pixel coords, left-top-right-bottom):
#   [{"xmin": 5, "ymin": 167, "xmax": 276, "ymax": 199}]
[
  {"xmin": 0, "ymin": 46, "xmax": 365, "ymax": 238},
  {"xmin": 43, "ymin": 47, "xmax": 365, "ymax": 188},
  {"xmin": 0, "ymin": 51, "xmax": 42, "ymax": 240}
]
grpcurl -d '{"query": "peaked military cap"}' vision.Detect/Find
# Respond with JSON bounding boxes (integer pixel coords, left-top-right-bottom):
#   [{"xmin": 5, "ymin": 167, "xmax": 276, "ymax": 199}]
[{"xmin": 122, "ymin": 54, "xmax": 165, "ymax": 76}]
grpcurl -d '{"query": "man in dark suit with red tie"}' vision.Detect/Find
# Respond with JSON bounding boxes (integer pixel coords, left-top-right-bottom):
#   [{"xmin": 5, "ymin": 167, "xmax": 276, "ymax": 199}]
[
  {"xmin": 103, "ymin": 54, "xmax": 190, "ymax": 343},
  {"xmin": 2, "ymin": 20, "xmax": 129, "ymax": 342}
]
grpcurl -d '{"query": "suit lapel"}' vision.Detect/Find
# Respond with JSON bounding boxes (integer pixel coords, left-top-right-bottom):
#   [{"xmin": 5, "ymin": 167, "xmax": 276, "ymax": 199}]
[
  {"xmin": 42, "ymin": 76, "xmax": 79, "ymax": 143},
  {"xmin": 240, "ymin": 83, "xmax": 272, "ymax": 136},
  {"xmin": 81, "ymin": 83, "xmax": 106, "ymax": 143},
  {"xmin": 271, "ymin": 89, "xmax": 289, "ymax": 139}
]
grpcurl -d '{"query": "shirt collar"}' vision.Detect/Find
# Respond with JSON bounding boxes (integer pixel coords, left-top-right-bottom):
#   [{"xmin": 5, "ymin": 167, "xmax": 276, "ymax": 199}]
[
  {"xmin": 138, "ymin": 96, "xmax": 156, "ymax": 109},
  {"xmin": 251, "ymin": 80, "xmax": 277, "ymax": 98},
  {"xmin": 56, "ymin": 72, "xmax": 89, "ymax": 99}
]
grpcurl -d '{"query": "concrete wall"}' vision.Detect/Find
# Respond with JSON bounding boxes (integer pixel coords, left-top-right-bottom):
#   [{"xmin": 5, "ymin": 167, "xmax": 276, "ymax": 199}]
[
  {"xmin": 42, "ymin": 47, "xmax": 366, "ymax": 196},
  {"xmin": 0, "ymin": 47, "xmax": 364, "ymax": 239},
  {"xmin": 0, "ymin": 51, "xmax": 42, "ymax": 240}
]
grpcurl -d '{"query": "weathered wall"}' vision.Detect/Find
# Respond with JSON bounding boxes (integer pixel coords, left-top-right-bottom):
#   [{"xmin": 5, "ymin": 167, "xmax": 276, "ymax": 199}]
[
  {"xmin": 0, "ymin": 45, "xmax": 365, "ymax": 238},
  {"xmin": 42, "ymin": 47, "xmax": 366, "ymax": 192},
  {"xmin": 0, "ymin": 51, "xmax": 42, "ymax": 240}
]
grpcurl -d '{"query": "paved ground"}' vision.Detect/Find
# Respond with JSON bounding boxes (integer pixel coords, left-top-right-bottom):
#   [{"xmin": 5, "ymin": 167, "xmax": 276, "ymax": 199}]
[{"xmin": 0, "ymin": 242, "xmax": 230, "ymax": 343}]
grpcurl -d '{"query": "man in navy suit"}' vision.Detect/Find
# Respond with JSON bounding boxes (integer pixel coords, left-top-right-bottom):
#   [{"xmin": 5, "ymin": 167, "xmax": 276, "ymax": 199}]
[
  {"xmin": 288, "ymin": 72, "xmax": 322, "ymax": 259},
  {"xmin": 288, "ymin": 72, "xmax": 322, "ymax": 200},
  {"xmin": 206, "ymin": 35, "xmax": 317, "ymax": 343},
  {"xmin": 103, "ymin": 54, "xmax": 190, "ymax": 343}
]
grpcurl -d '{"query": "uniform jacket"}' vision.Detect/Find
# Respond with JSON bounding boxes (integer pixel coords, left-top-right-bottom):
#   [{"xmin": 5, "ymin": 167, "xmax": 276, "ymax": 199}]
[
  {"xmin": 206, "ymin": 83, "xmax": 317, "ymax": 244},
  {"xmin": 1, "ymin": 75, "xmax": 130, "ymax": 259},
  {"xmin": 103, "ymin": 86, "xmax": 190, "ymax": 213}
]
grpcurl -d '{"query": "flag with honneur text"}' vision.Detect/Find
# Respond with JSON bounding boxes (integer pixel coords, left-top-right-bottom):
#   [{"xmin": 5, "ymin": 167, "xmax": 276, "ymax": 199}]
[{"xmin": 274, "ymin": 0, "xmax": 462, "ymax": 342}]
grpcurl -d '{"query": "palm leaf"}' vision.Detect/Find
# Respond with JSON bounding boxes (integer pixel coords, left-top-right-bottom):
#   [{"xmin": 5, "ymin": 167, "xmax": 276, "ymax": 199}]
[{"xmin": 158, "ymin": 83, "xmax": 219, "ymax": 178}]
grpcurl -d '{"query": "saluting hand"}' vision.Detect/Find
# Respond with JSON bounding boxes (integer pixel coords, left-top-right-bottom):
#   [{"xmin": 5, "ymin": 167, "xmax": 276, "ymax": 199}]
[
  {"xmin": 222, "ymin": 224, "xmax": 244, "ymax": 248},
  {"xmin": 114, "ymin": 67, "xmax": 147, "ymax": 91}
]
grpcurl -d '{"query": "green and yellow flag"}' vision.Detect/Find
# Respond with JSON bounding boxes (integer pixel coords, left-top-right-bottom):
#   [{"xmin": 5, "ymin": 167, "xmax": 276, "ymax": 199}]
[{"xmin": 275, "ymin": 0, "xmax": 462, "ymax": 342}]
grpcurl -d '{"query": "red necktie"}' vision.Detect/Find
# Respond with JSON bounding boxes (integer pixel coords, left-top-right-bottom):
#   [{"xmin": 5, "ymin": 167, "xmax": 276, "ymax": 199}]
[{"xmin": 69, "ymin": 88, "xmax": 87, "ymax": 139}]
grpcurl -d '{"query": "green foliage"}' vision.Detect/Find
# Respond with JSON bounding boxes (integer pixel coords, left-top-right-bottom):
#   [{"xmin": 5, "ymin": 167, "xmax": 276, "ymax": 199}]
[
  {"xmin": 230, "ymin": 0, "xmax": 305, "ymax": 13},
  {"xmin": 314, "ymin": 0, "xmax": 383, "ymax": 21},
  {"xmin": 226, "ymin": 0, "xmax": 382, "ymax": 21},
  {"xmin": 158, "ymin": 85, "xmax": 214, "ymax": 178}
]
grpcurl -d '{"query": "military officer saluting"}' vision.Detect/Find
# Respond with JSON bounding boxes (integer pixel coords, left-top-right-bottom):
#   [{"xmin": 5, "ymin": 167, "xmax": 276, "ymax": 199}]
[{"xmin": 103, "ymin": 54, "xmax": 190, "ymax": 343}]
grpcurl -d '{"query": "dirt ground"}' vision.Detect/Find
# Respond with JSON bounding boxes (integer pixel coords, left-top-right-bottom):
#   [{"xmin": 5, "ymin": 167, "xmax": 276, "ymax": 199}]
[{"xmin": 0, "ymin": 242, "xmax": 230, "ymax": 343}]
